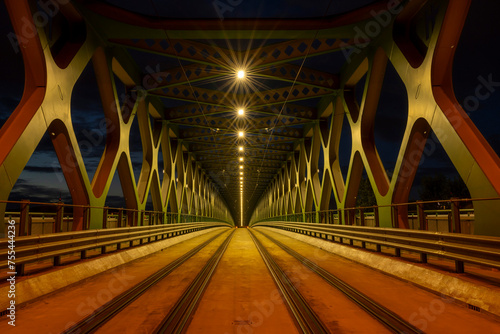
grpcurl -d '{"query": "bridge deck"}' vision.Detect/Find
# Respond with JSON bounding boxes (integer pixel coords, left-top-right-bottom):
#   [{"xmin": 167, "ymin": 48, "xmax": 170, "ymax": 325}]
[{"xmin": 1, "ymin": 228, "xmax": 500, "ymax": 333}]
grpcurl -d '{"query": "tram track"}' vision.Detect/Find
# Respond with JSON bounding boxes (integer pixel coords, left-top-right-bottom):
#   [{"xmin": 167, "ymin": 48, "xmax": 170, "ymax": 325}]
[
  {"xmin": 248, "ymin": 228, "xmax": 329, "ymax": 333},
  {"xmin": 252, "ymin": 228, "xmax": 423, "ymax": 334},
  {"xmin": 153, "ymin": 229, "xmax": 235, "ymax": 333},
  {"xmin": 64, "ymin": 229, "xmax": 232, "ymax": 334}
]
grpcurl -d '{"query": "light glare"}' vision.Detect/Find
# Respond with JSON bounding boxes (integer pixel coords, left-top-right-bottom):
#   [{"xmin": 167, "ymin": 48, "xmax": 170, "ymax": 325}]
[{"xmin": 237, "ymin": 70, "xmax": 245, "ymax": 79}]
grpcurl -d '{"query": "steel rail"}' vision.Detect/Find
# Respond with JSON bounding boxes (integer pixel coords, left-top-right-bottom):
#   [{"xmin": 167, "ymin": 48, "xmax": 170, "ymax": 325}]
[
  {"xmin": 64, "ymin": 229, "xmax": 230, "ymax": 334},
  {"xmin": 248, "ymin": 229, "xmax": 329, "ymax": 334},
  {"xmin": 153, "ymin": 229, "xmax": 235, "ymax": 333},
  {"xmin": 254, "ymin": 228, "xmax": 423, "ymax": 334}
]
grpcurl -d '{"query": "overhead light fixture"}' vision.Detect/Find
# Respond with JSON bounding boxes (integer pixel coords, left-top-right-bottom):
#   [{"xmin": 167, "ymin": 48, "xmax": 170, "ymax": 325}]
[
  {"xmin": 239, "ymin": 157, "xmax": 244, "ymax": 162},
  {"xmin": 240, "ymin": 172, "xmax": 243, "ymax": 175},
  {"xmin": 237, "ymin": 70, "xmax": 245, "ymax": 79},
  {"xmin": 239, "ymin": 165, "xmax": 243, "ymax": 169},
  {"xmin": 239, "ymin": 146, "xmax": 244, "ymax": 151},
  {"xmin": 238, "ymin": 131, "xmax": 244, "ymax": 138},
  {"xmin": 238, "ymin": 109, "xmax": 244, "ymax": 116}
]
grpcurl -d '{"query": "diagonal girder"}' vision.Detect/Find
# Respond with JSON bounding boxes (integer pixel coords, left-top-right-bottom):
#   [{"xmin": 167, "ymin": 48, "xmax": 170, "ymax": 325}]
[
  {"xmin": 147, "ymin": 63, "xmax": 338, "ymax": 91},
  {"xmin": 246, "ymin": 116, "xmax": 314, "ymax": 130},
  {"xmin": 146, "ymin": 63, "xmax": 229, "ymax": 91},
  {"xmin": 202, "ymin": 162, "xmax": 282, "ymax": 172},
  {"xmin": 249, "ymin": 38, "xmax": 368, "ymax": 67},
  {"xmin": 256, "ymin": 64, "xmax": 339, "ymax": 90},
  {"xmin": 201, "ymin": 159, "xmax": 283, "ymax": 168},
  {"xmin": 194, "ymin": 152, "xmax": 288, "ymax": 162},
  {"xmin": 166, "ymin": 103, "xmax": 317, "ymax": 122},
  {"xmin": 189, "ymin": 143, "xmax": 293, "ymax": 154},
  {"xmin": 110, "ymin": 38, "xmax": 233, "ymax": 67},
  {"xmin": 172, "ymin": 116, "xmax": 236, "ymax": 131},
  {"xmin": 151, "ymin": 83, "xmax": 332, "ymax": 108},
  {"xmin": 179, "ymin": 128, "xmax": 303, "ymax": 141},
  {"xmin": 150, "ymin": 84, "xmax": 233, "ymax": 107},
  {"xmin": 165, "ymin": 105, "xmax": 231, "ymax": 121},
  {"xmin": 187, "ymin": 141, "xmax": 295, "ymax": 152},
  {"xmin": 250, "ymin": 104, "xmax": 317, "ymax": 120},
  {"xmin": 249, "ymin": 84, "xmax": 334, "ymax": 106},
  {"xmin": 171, "ymin": 115, "xmax": 313, "ymax": 132},
  {"xmin": 181, "ymin": 135, "xmax": 297, "ymax": 147}
]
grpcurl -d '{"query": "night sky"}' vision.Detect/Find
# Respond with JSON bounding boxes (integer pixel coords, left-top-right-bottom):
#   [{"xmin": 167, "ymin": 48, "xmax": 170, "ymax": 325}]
[{"xmin": 0, "ymin": 0, "xmax": 499, "ymax": 209}]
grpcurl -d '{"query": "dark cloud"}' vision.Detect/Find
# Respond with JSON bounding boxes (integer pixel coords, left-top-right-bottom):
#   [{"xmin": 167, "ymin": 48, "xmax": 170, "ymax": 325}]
[
  {"xmin": 132, "ymin": 160, "xmax": 143, "ymax": 170},
  {"xmin": 8, "ymin": 178, "xmax": 71, "ymax": 204},
  {"xmin": 23, "ymin": 165, "xmax": 62, "ymax": 174},
  {"xmin": 104, "ymin": 195, "xmax": 127, "ymax": 209}
]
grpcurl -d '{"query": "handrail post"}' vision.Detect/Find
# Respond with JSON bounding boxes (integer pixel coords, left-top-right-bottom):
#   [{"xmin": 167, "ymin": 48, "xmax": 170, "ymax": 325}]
[
  {"xmin": 54, "ymin": 201, "xmax": 64, "ymax": 233},
  {"xmin": 140, "ymin": 210, "xmax": 145, "ymax": 226},
  {"xmin": 102, "ymin": 207, "xmax": 108, "ymax": 229},
  {"xmin": 374, "ymin": 206, "xmax": 379, "ymax": 227},
  {"xmin": 359, "ymin": 208, "xmax": 365, "ymax": 226},
  {"xmin": 117, "ymin": 209, "xmax": 123, "ymax": 228},
  {"xmin": 392, "ymin": 205, "xmax": 399, "ymax": 228},
  {"xmin": 19, "ymin": 199, "xmax": 30, "ymax": 236},
  {"xmin": 417, "ymin": 201, "xmax": 426, "ymax": 231},
  {"xmin": 451, "ymin": 198, "xmax": 461, "ymax": 233},
  {"xmin": 82, "ymin": 206, "xmax": 89, "ymax": 230},
  {"xmin": 447, "ymin": 210, "xmax": 452, "ymax": 233},
  {"xmin": 129, "ymin": 210, "xmax": 135, "ymax": 226},
  {"xmin": 349, "ymin": 208, "xmax": 355, "ymax": 225}
]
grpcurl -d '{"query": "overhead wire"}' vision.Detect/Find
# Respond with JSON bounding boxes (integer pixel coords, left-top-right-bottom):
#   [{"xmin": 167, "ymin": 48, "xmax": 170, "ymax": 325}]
[
  {"xmin": 246, "ymin": 0, "xmax": 335, "ymax": 212},
  {"xmin": 147, "ymin": 0, "xmax": 240, "ymax": 202},
  {"xmin": 146, "ymin": 0, "xmax": 338, "ymax": 222}
]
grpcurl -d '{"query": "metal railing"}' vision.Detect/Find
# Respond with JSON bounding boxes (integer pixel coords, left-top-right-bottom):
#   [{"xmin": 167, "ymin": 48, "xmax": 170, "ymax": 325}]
[
  {"xmin": 253, "ymin": 221, "xmax": 500, "ymax": 274},
  {"xmin": 251, "ymin": 197, "xmax": 499, "ymax": 234},
  {"xmin": 0, "ymin": 222, "xmax": 229, "ymax": 276},
  {"xmin": 1, "ymin": 199, "xmax": 231, "ymax": 237}
]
